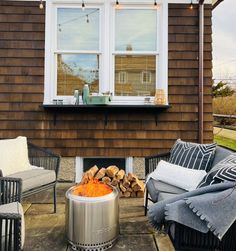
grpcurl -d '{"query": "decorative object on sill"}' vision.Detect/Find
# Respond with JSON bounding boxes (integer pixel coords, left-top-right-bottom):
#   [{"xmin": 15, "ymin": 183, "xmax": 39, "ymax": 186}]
[
  {"xmin": 73, "ymin": 89, "xmax": 80, "ymax": 105},
  {"xmin": 82, "ymin": 0, "xmax": 85, "ymax": 11},
  {"xmin": 154, "ymin": 89, "xmax": 166, "ymax": 105},
  {"xmin": 52, "ymin": 99, "xmax": 63, "ymax": 105},
  {"xmin": 82, "ymin": 84, "xmax": 90, "ymax": 104},
  {"xmin": 39, "ymin": 0, "xmax": 43, "ymax": 9},
  {"xmin": 189, "ymin": 0, "xmax": 194, "ymax": 10},
  {"xmin": 144, "ymin": 97, "xmax": 151, "ymax": 104},
  {"xmin": 86, "ymin": 95, "xmax": 111, "ymax": 105}
]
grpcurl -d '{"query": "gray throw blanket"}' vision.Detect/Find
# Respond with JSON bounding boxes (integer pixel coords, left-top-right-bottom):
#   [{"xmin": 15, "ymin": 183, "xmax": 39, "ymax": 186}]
[{"xmin": 148, "ymin": 182, "xmax": 236, "ymax": 240}]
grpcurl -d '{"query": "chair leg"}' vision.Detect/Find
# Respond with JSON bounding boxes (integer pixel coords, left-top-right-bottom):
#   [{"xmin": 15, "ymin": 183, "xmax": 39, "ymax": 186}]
[
  {"xmin": 144, "ymin": 189, "xmax": 149, "ymax": 216},
  {"xmin": 53, "ymin": 185, "xmax": 57, "ymax": 213}
]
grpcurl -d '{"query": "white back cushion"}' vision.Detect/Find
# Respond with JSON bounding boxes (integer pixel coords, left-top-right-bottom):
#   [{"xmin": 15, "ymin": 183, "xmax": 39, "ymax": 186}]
[
  {"xmin": 149, "ymin": 160, "xmax": 207, "ymax": 191},
  {"xmin": 0, "ymin": 136, "xmax": 31, "ymax": 176}
]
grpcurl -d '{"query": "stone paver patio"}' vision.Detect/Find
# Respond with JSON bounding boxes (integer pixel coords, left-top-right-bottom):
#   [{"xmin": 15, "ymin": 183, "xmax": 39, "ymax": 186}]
[{"xmin": 22, "ymin": 182, "xmax": 174, "ymax": 251}]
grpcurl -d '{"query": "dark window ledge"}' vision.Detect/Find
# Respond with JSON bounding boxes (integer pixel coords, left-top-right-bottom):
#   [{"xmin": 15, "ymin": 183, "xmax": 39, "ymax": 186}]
[{"xmin": 41, "ymin": 104, "xmax": 171, "ymax": 126}]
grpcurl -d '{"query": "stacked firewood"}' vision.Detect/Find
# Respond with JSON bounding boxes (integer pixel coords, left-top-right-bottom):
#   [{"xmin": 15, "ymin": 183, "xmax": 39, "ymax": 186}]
[{"xmin": 80, "ymin": 165, "xmax": 145, "ymax": 198}]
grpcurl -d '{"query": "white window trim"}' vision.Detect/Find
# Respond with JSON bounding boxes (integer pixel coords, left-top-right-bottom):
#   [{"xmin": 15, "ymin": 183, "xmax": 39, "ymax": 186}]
[{"xmin": 44, "ymin": 0, "xmax": 168, "ymax": 105}]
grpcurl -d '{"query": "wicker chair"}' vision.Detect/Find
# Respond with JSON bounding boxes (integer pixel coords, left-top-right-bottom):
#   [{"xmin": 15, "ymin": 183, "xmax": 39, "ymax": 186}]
[
  {"xmin": 0, "ymin": 177, "xmax": 23, "ymax": 251},
  {"xmin": 144, "ymin": 148, "xmax": 236, "ymax": 251},
  {"xmin": 24, "ymin": 142, "xmax": 61, "ymax": 213}
]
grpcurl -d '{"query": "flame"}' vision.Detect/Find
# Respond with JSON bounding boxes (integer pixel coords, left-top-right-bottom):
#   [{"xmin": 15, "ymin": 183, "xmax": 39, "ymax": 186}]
[{"xmin": 73, "ymin": 178, "xmax": 112, "ymax": 197}]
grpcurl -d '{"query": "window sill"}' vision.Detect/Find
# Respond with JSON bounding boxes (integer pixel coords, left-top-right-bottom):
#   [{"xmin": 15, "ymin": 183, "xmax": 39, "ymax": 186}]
[{"xmin": 41, "ymin": 104, "xmax": 171, "ymax": 126}]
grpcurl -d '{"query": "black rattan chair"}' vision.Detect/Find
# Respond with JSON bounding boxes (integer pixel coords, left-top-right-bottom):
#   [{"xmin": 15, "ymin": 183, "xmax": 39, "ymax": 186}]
[
  {"xmin": 25, "ymin": 142, "xmax": 61, "ymax": 213},
  {"xmin": 0, "ymin": 177, "xmax": 23, "ymax": 251},
  {"xmin": 144, "ymin": 149, "xmax": 236, "ymax": 251}
]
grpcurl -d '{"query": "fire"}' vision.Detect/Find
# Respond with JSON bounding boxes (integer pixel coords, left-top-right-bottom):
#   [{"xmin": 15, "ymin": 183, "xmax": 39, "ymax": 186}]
[{"xmin": 73, "ymin": 178, "xmax": 113, "ymax": 197}]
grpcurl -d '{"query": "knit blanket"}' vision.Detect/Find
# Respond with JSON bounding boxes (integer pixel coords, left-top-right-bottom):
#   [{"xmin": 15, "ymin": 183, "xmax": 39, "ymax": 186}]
[{"xmin": 148, "ymin": 182, "xmax": 236, "ymax": 240}]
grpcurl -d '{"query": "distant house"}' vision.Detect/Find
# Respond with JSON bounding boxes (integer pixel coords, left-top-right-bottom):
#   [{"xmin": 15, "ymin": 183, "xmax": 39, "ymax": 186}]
[{"xmin": 0, "ymin": 0, "xmax": 222, "ymax": 180}]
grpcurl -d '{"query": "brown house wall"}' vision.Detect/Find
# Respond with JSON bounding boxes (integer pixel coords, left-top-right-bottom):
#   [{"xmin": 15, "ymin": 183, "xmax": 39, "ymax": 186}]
[{"xmin": 0, "ymin": 1, "xmax": 213, "ymax": 157}]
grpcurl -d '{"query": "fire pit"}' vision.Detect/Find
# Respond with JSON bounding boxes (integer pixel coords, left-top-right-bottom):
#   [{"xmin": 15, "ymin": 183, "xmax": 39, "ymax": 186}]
[{"xmin": 65, "ymin": 179, "xmax": 119, "ymax": 251}]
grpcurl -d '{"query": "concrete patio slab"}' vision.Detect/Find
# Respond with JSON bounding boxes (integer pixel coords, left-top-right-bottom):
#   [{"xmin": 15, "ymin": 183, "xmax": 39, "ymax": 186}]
[{"xmin": 22, "ymin": 182, "xmax": 172, "ymax": 251}]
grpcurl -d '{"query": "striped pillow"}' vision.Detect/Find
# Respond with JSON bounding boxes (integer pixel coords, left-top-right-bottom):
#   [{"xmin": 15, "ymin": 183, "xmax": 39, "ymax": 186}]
[
  {"xmin": 198, "ymin": 154, "xmax": 236, "ymax": 187},
  {"xmin": 169, "ymin": 139, "xmax": 217, "ymax": 171}
]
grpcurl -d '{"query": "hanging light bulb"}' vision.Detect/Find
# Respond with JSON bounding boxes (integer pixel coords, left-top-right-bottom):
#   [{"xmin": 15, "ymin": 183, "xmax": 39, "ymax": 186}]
[
  {"xmin": 115, "ymin": 0, "xmax": 120, "ymax": 9},
  {"xmin": 86, "ymin": 14, "xmax": 89, "ymax": 23},
  {"xmin": 154, "ymin": 0, "xmax": 158, "ymax": 9},
  {"xmin": 189, "ymin": 0, "xmax": 194, "ymax": 10},
  {"xmin": 82, "ymin": 0, "xmax": 85, "ymax": 11},
  {"xmin": 39, "ymin": 0, "xmax": 44, "ymax": 9}
]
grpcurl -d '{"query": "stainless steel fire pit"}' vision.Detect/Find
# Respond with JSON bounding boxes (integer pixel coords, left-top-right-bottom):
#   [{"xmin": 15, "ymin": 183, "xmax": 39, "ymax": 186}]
[{"xmin": 65, "ymin": 185, "xmax": 119, "ymax": 251}]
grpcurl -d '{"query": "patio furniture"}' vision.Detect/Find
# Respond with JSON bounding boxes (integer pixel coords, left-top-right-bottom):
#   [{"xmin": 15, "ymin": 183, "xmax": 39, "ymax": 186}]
[
  {"xmin": 0, "ymin": 137, "xmax": 61, "ymax": 213},
  {"xmin": 0, "ymin": 177, "xmax": 24, "ymax": 251},
  {"xmin": 145, "ymin": 144, "xmax": 236, "ymax": 251}
]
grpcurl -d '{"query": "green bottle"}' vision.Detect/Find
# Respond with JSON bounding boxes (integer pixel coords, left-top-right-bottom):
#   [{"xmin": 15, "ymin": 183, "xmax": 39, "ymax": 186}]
[{"xmin": 82, "ymin": 84, "xmax": 90, "ymax": 104}]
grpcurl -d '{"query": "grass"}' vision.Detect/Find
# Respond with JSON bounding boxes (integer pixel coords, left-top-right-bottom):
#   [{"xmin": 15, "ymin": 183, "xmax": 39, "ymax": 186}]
[{"xmin": 214, "ymin": 135, "xmax": 236, "ymax": 151}]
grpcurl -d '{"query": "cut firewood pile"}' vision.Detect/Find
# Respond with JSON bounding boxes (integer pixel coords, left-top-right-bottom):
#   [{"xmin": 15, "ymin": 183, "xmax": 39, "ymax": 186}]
[{"xmin": 80, "ymin": 165, "xmax": 145, "ymax": 198}]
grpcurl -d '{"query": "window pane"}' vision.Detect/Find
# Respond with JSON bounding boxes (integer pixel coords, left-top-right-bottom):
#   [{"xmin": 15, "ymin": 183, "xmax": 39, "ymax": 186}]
[
  {"xmin": 115, "ymin": 9, "xmax": 157, "ymax": 51},
  {"xmin": 115, "ymin": 55, "xmax": 156, "ymax": 96},
  {"xmin": 57, "ymin": 54, "xmax": 99, "ymax": 96},
  {"xmin": 57, "ymin": 8, "xmax": 99, "ymax": 50}
]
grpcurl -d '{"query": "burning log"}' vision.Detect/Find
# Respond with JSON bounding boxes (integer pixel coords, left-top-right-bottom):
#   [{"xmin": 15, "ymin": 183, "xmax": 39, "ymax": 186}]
[
  {"xmin": 80, "ymin": 165, "xmax": 145, "ymax": 198},
  {"xmin": 106, "ymin": 165, "xmax": 119, "ymax": 178},
  {"xmin": 102, "ymin": 176, "xmax": 111, "ymax": 184}
]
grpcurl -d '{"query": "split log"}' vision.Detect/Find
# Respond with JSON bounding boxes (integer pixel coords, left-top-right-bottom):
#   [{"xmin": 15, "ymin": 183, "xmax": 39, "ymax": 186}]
[
  {"xmin": 80, "ymin": 172, "xmax": 89, "ymax": 184},
  {"xmin": 131, "ymin": 179, "xmax": 145, "ymax": 192},
  {"xmin": 127, "ymin": 172, "xmax": 137, "ymax": 182},
  {"xmin": 87, "ymin": 165, "xmax": 99, "ymax": 180},
  {"xmin": 123, "ymin": 191, "xmax": 131, "ymax": 198},
  {"xmin": 131, "ymin": 191, "xmax": 137, "ymax": 198},
  {"xmin": 137, "ymin": 190, "xmax": 144, "ymax": 198},
  {"xmin": 123, "ymin": 175, "xmax": 130, "ymax": 188},
  {"xmin": 106, "ymin": 165, "xmax": 119, "ymax": 178},
  {"xmin": 119, "ymin": 183, "xmax": 127, "ymax": 193},
  {"xmin": 95, "ymin": 167, "xmax": 106, "ymax": 180},
  {"xmin": 111, "ymin": 177, "xmax": 119, "ymax": 186},
  {"xmin": 116, "ymin": 169, "xmax": 125, "ymax": 180},
  {"xmin": 102, "ymin": 176, "xmax": 111, "ymax": 184}
]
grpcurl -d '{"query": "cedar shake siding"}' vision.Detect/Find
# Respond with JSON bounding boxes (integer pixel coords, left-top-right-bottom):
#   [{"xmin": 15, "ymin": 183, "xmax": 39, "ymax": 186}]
[{"xmin": 0, "ymin": 1, "xmax": 213, "ymax": 157}]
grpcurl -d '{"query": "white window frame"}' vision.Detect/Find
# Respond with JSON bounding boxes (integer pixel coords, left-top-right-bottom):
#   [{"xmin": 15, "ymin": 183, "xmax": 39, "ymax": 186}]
[{"xmin": 44, "ymin": 0, "xmax": 168, "ymax": 105}]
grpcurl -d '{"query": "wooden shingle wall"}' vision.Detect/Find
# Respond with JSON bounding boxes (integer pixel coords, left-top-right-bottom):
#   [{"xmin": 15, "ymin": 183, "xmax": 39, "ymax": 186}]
[{"xmin": 0, "ymin": 2, "xmax": 213, "ymax": 157}]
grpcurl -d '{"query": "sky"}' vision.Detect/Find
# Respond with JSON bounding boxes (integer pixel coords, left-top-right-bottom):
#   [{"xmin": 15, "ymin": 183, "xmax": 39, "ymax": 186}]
[{"xmin": 212, "ymin": 0, "xmax": 236, "ymax": 82}]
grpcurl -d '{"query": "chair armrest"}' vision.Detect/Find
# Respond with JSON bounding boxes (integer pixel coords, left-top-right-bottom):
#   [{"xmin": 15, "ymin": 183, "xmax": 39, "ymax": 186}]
[
  {"xmin": 0, "ymin": 214, "xmax": 22, "ymax": 251},
  {"xmin": 27, "ymin": 142, "xmax": 61, "ymax": 178},
  {"xmin": 0, "ymin": 177, "xmax": 22, "ymax": 204},
  {"xmin": 145, "ymin": 152, "xmax": 171, "ymax": 176}
]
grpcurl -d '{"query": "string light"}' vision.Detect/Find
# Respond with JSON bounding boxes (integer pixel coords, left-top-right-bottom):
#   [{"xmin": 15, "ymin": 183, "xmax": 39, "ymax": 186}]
[
  {"xmin": 82, "ymin": 0, "xmax": 85, "ymax": 11},
  {"xmin": 189, "ymin": 0, "xmax": 194, "ymax": 10},
  {"xmin": 39, "ymin": 0, "xmax": 43, "ymax": 9},
  {"xmin": 86, "ymin": 14, "xmax": 89, "ymax": 23},
  {"xmin": 115, "ymin": 0, "xmax": 120, "ymax": 9},
  {"xmin": 154, "ymin": 0, "xmax": 158, "ymax": 9}
]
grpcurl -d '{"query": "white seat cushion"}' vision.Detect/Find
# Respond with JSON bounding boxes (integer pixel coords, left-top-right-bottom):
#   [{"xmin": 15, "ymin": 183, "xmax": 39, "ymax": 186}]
[
  {"xmin": 0, "ymin": 202, "xmax": 25, "ymax": 249},
  {"xmin": 8, "ymin": 169, "xmax": 56, "ymax": 192},
  {"xmin": 0, "ymin": 136, "xmax": 31, "ymax": 176}
]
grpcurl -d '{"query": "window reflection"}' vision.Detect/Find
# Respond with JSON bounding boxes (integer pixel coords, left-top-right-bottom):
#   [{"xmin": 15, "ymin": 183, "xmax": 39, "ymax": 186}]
[
  {"xmin": 57, "ymin": 8, "xmax": 100, "ymax": 51},
  {"xmin": 57, "ymin": 54, "xmax": 99, "ymax": 96},
  {"xmin": 115, "ymin": 9, "xmax": 157, "ymax": 51},
  {"xmin": 115, "ymin": 55, "xmax": 156, "ymax": 96}
]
